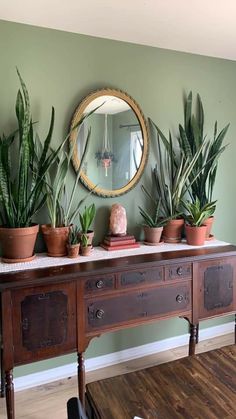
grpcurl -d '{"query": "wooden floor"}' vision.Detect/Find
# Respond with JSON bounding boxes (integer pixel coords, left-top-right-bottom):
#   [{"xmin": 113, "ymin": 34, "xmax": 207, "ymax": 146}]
[
  {"xmin": 86, "ymin": 345, "xmax": 236, "ymax": 419},
  {"xmin": 0, "ymin": 333, "xmax": 234, "ymax": 419}
]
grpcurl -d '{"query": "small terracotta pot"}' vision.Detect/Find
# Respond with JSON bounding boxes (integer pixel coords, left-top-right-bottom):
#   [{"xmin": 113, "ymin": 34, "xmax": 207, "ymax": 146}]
[
  {"xmin": 185, "ymin": 224, "xmax": 207, "ymax": 246},
  {"xmin": 204, "ymin": 216, "xmax": 214, "ymax": 239},
  {"xmin": 162, "ymin": 219, "xmax": 184, "ymax": 243},
  {"xmin": 81, "ymin": 245, "xmax": 92, "ymax": 256},
  {"xmin": 143, "ymin": 226, "xmax": 163, "ymax": 244},
  {"xmin": 0, "ymin": 224, "xmax": 39, "ymax": 263},
  {"xmin": 78, "ymin": 230, "xmax": 94, "ymax": 246},
  {"xmin": 41, "ymin": 224, "xmax": 70, "ymax": 257},
  {"xmin": 67, "ymin": 243, "xmax": 80, "ymax": 258}
]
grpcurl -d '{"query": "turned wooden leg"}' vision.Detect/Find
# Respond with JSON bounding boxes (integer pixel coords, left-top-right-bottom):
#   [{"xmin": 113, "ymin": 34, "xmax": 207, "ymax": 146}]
[
  {"xmin": 189, "ymin": 324, "xmax": 198, "ymax": 356},
  {"xmin": 234, "ymin": 314, "xmax": 236, "ymax": 345},
  {"xmin": 5, "ymin": 370, "xmax": 14, "ymax": 419},
  {"xmin": 196, "ymin": 323, "xmax": 199, "ymax": 344},
  {"xmin": 0, "ymin": 347, "xmax": 5, "ymax": 398},
  {"xmin": 78, "ymin": 353, "xmax": 85, "ymax": 408}
]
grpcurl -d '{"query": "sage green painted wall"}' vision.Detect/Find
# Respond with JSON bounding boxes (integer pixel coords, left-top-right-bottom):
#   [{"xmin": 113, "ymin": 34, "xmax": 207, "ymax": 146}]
[{"xmin": 0, "ymin": 20, "xmax": 236, "ymax": 378}]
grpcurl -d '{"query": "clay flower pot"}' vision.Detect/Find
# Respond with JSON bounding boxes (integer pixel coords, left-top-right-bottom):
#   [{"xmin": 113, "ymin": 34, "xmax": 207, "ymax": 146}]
[
  {"xmin": 143, "ymin": 226, "xmax": 163, "ymax": 245},
  {"xmin": 204, "ymin": 216, "xmax": 215, "ymax": 240},
  {"xmin": 185, "ymin": 224, "xmax": 207, "ymax": 246},
  {"xmin": 0, "ymin": 224, "xmax": 39, "ymax": 263},
  {"xmin": 41, "ymin": 224, "xmax": 70, "ymax": 257},
  {"xmin": 78, "ymin": 230, "xmax": 94, "ymax": 247},
  {"xmin": 162, "ymin": 219, "xmax": 184, "ymax": 243},
  {"xmin": 81, "ymin": 245, "xmax": 92, "ymax": 256},
  {"xmin": 67, "ymin": 243, "xmax": 80, "ymax": 258}
]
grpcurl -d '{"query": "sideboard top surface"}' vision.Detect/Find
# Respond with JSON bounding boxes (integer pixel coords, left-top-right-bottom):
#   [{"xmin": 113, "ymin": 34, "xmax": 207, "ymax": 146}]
[{"xmin": 0, "ymin": 245, "xmax": 236, "ymax": 290}]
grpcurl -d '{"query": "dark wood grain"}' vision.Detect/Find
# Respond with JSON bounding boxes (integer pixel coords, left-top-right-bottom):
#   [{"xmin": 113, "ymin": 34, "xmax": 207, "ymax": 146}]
[
  {"xmin": 86, "ymin": 345, "xmax": 236, "ymax": 419},
  {"xmin": 0, "ymin": 245, "xmax": 236, "ymax": 418},
  {"xmin": 0, "ymin": 245, "xmax": 236, "ymax": 290}
]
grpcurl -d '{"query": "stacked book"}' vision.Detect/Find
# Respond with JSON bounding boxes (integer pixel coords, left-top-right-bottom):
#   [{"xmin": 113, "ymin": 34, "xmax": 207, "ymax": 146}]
[{"xmin": 100, "ymin": 234, "xmax": 140, "ymax": 251}]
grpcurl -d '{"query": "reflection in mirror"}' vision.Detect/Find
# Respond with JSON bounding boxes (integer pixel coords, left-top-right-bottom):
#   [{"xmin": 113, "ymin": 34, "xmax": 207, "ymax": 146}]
[{"xmin": 69, "ymin": 89, "xmax": 148, "ymax": 197}]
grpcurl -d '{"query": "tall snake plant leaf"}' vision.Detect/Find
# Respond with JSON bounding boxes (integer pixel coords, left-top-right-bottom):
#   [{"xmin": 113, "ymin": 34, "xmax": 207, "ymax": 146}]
[
  {"xmin": 184, "ymin": 91, "xmax": 192, "ymax": 133},
  {"xmin": 178, "ymin": 125, "xmax": 193, "ymax": 160},
  {"xmin": 197, "ymin": 93, "xmax": 204, "ymax": 140},
  {"xmin": 16, "ymin": 69, "xmax": 31, "ymax": 225}
]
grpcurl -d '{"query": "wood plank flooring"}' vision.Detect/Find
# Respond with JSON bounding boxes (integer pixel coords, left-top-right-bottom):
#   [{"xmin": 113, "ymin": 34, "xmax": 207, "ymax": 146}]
[
  {"xmin": 86, "ymin": 345, "xmax": 236, "ymax": 419},
  {"xmin": 0, "ymin": 333, "xmax": 234, "ymax": 419}
]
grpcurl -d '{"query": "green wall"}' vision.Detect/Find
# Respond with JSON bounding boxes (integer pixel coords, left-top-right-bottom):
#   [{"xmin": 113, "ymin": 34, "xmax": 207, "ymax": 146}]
[{"xmin": 0, "ymin": 20, "xmax": 235, "ymax": 378}]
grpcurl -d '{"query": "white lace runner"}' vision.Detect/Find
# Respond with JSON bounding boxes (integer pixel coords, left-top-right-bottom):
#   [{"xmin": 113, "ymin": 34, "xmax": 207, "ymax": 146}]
[{"xmin": 0, "ymin": 240, "xmax": 230, "ymax": 273}]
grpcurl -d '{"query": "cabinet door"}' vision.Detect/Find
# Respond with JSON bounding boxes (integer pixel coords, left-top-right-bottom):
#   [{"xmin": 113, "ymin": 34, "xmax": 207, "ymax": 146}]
[
  {"xmin": 11, "ymin": 282, "xmax": 77, "ymax": 364},
  {"xmin": 194, "ymin": 257, "xmax": 236, "ymax": 320}
]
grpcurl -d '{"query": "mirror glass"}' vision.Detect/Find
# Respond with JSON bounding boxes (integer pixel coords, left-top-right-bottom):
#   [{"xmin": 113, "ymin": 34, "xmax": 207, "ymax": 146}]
[{"xmin": 69, "ymin": 89, "xmax": 149, "ymax": 197}]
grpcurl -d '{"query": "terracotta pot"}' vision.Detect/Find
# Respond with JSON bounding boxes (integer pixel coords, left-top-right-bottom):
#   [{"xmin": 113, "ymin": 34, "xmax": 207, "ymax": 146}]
[
  {"xmin": 185, "ymin": 224, "xmax": 207, "ymax": 246},
  {"xmin": 143, "ymin": 226, "xmax": 163, "ymax": 244},
  {"xmin": 67, "ymin": 243, "xmax": 80, "ymax": 258},
  {"xmin": 162, "ymin": 219, "xmax": 184, "ymax": 243},
  {"xmin": 41, "ymin": 224, "xmax": 70, "ymax": 257},
  {"xmin": 0, "ymin": 224, "xmax": 39, "ymax": 263},
  {"xmin": 81, "ymin": 245, "xmax": 92, "ymax": 256},
  {"xmin": 204, "ymin": 216, "xmax": 215, "ymax": 240},
  {"xmin": 78, "ymin": 230, "xmax": 94, "ymax": 246}
]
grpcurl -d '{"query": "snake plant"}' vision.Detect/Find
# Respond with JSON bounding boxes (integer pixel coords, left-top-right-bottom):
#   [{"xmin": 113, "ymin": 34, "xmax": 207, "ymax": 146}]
[
  {"xmin": 148, "ymin": 119, "xmax": 205, "ymax": 220},
  {"xmin": 46, "ymin": 107, "xmax": 99, "ymax": 228},
  {"xmin": 79, "ymin": 203, "xmax": 96, "ymax": 233},
  {"xmin": 0, "ymin": 69, "xmax": 60, "ymax": 228},
  {"xmin": 178, "ymin": 92, "xmax": 229, "ymax": 207},
  {"xmin": 182, "ymin": 198, "xmax": 216, "ymax": 227},
  {"xmin": 139, "ymin": 185, "xmax": 171, "ymax": 228}
]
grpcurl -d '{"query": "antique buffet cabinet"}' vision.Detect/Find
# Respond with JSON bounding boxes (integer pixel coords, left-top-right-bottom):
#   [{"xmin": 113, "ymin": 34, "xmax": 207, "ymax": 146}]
[{"xmin": 0, "ymin": 244, "xmax": 236, "ymax": 419}]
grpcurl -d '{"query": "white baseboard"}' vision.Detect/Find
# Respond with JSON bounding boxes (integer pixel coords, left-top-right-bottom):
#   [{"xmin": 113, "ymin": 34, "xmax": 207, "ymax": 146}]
[{"xmin": 14, "ymin": 321, "xmax": 234, "ymax": 392}]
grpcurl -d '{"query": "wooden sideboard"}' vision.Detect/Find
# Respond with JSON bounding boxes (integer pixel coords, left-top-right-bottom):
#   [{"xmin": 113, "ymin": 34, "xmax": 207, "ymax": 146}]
[{"xmin": 0, "ymin": 245, "xmax": 236, "ymax": 419}]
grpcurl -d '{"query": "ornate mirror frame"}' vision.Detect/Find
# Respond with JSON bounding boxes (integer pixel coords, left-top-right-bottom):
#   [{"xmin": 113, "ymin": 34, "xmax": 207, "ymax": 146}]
[{"xmin": 69, "ymin": 88, "xmax": 149, "ymax": 197}]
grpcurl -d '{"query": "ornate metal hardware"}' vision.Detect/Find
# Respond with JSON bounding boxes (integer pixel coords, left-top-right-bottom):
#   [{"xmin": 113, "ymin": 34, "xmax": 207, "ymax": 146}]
[
  {"xmin": 22, "ymin": 318, "xmax": 29, "ymax": 331},
  {"xmin": 176, "ymin": 294, "xmax": 184, "ymax": 303},
  {"xmin": 96, "ymin": 280, "xmax": 104, "ymax": 289},
  {"xmin": 37, "ymin": 293, "xmax": 50, "ymax": 300},
  {"xmin": 96, "ymin": 309, "xmax": 105, "ymax": 319},
  {"xmin": 177, "ymin": 267, "xmax": 183, "ymax": 276}
]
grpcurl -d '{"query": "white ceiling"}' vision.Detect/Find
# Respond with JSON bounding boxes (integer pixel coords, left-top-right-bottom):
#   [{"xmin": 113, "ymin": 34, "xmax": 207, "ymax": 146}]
[{"xmin": 1, "ymin": 0, "xmax": 236, "ymax": 61}]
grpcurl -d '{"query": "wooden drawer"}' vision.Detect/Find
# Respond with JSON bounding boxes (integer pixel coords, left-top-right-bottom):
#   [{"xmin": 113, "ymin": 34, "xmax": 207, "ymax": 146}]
[
  {"xmin": 86, "ymin": 282, "xmax": 191, "ymax": 331},
  {"xmin": 84, "ymin": 274, "xmax": 115, "ymax": 294},
  {"xmin": 165, "ymin": 263, "xmax": 192, "ymax": 281},
  {"xmin": 118, "ymin": 267, "xmax": 163, "ymax": 288}
]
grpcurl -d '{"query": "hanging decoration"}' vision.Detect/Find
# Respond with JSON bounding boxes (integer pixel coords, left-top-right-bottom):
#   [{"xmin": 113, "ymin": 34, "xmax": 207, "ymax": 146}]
[{"xmin": 95, "ymin": 114, "xmax": 115, "ymax": 176}]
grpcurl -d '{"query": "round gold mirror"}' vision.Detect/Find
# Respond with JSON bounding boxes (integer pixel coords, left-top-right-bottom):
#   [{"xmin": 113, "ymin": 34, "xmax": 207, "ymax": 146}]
[{"xmin": 69, "ymin": 89, "xmax": 149, "ymax": 197}]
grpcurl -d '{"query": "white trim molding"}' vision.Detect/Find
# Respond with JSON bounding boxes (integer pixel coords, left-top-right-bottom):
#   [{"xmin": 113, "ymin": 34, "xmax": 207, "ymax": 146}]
[{"xmin": 14, "ymin": 321, "xmax": 234, "ymax": 392}]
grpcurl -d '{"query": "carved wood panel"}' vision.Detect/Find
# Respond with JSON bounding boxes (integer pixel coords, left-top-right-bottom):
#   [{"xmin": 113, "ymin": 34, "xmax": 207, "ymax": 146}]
[
  {"xmin": 11, "ymin": 282, "xmax": 77, "ymax": 364},
  {"xmin": 195, "ymin": 257, "xmax": 236, "ymax": 320},
  {"xmin": 118, "ymin": 267, "xmax": 163, "ymax": 288},
  {"xmin": 21, "ymin": 291, "xmax": 68, "ymax": 351}
]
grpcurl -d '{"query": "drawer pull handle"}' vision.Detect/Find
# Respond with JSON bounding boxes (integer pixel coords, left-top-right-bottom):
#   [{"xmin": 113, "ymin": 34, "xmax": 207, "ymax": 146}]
[
  {"xmin": 176, "ymin": 294, "xmax": 184, "ymax": 303},
  {"xmin": 96, "ymin": 280, "xmax": 104, "ymax": 289},
  {"xmin": 96, "ymin": 309, "xmax": 105, "ymax": 319},
  {"xmin": 177, "ymin": 267, "xmax": 183, "ymax": 276}
]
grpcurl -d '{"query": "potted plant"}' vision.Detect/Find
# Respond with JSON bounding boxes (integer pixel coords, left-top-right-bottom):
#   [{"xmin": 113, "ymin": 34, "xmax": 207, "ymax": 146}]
[
  {"xmin": 42, "ymin": 107, "xmax": 99, "ymax": 257},
  {"xmin": 0, "ymin": 69, "xmax": 58, "ymax": 263},
  {"xmin": 139, "ymin": 186, "xmax": 170, "ymax": 245},
  {"xmin": 178, "ymin": 91, "xmax": 229, "ymax": 238},
  {"xmin": 79, "ymin": 203, "xmax": 96, "ymax": 246},
  {"xmin": 148, "ymin": 119, "xmax": 205, "ymax": 243},
  {"xmin": 183, "ymin": 198, "xmax": 216, "ymax": 246},
  {"xmin": 80, "ymin": 233, "xmax": 92, "ymax": 256},
  {"xmin": 67, "ymin": 225, "xmax": 80, "ymax": 258}
]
